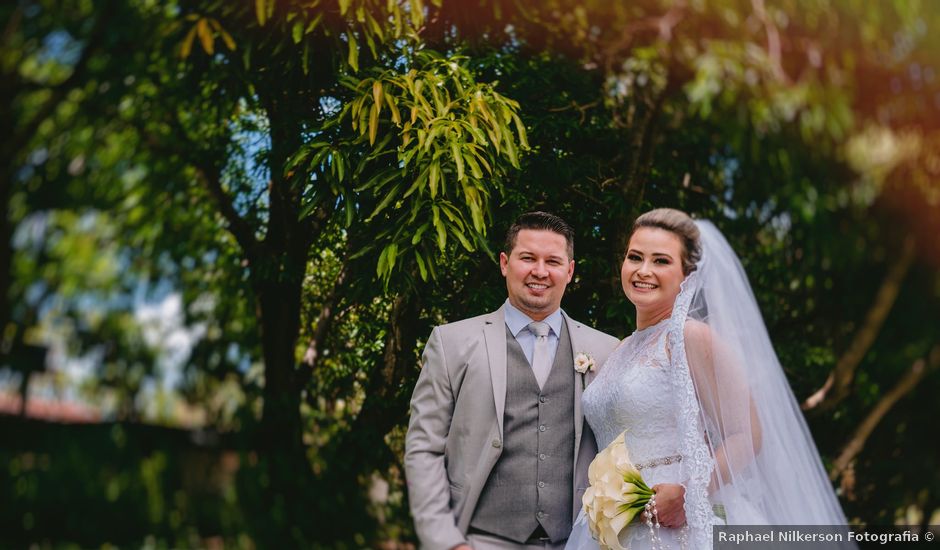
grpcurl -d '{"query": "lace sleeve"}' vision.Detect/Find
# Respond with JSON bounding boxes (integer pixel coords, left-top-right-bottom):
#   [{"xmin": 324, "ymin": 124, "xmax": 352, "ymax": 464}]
[{"xmin": 666, "ymin": 273, "xmax": 716, "ymax": 548}]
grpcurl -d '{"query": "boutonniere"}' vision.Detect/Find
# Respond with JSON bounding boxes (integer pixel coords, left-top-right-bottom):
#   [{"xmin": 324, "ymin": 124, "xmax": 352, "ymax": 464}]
[{"xmin": 574, "ymin": 352, "xmax": 596, "ymax": 374}]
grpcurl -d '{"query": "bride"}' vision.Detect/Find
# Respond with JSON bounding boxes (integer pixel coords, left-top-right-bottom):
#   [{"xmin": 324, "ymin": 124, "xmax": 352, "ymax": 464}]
[{"xmin": 567, "ymin": 209, "xmax": 850, "ymax": 549}]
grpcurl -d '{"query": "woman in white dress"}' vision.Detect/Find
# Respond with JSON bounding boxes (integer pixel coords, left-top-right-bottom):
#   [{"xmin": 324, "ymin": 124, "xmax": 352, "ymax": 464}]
[{"xmin": 567, "ymin": 209, "xmax": 850, "ymax": 549}]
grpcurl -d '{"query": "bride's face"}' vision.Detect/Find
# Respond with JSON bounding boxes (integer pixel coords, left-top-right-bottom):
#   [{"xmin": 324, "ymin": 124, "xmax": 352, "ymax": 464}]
[{"xmin": 621, "ymin": 227, "xmax": 687, "ymax": 312}]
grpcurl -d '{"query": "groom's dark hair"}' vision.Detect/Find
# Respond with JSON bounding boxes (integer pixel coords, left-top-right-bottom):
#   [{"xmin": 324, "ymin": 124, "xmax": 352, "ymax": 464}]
[{"xmin": 504, "ymin": 211, "xmax": 575, "ymax": 259}]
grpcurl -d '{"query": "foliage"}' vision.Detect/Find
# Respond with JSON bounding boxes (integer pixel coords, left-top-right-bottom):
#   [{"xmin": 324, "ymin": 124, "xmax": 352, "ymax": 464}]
[{"xmin": 1, "ymin": 0, "xmax": 938, "ymax": 547}]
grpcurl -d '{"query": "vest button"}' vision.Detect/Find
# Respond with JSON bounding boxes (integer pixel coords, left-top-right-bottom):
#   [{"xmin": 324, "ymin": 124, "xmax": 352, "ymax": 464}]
[
  {"xmin": 538, "ymin": 481, "xmax": 546, "ymax": 488},
  {"xmin": 539, "ymin": 396, "xmax": 547, "ymax": 403},
  {"xmin": 538, "ymin": 425, "xmax": 546, "ymax": 432},
  {"xmin": 539, "ymin": 453, "xmax": 546, "ymax": 460},
  {"xmin": 491, "ymin": 439, "xmax": 501, "ymax": 448},
  {"xmin": 536, "ymin": 511, "xmax": 546, "ymax": 519}
]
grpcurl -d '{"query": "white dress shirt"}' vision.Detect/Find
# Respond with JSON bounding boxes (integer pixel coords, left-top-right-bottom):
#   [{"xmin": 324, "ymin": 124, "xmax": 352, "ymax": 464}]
[{"xmin": 503, "ymin": 299, "xmax": 563, "ymax": 368}]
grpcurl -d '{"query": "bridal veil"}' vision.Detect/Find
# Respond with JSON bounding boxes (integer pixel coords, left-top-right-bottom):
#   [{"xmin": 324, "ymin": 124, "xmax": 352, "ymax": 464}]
[{"xmin": 667, "ymin": 220, "xmax": 849, "ymax": 547}]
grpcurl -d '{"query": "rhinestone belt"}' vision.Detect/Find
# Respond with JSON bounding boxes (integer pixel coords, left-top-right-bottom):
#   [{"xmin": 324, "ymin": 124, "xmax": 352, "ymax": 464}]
[{"xmin": 636, "ymin": 454, "xmax": 682, "ymax": 471}]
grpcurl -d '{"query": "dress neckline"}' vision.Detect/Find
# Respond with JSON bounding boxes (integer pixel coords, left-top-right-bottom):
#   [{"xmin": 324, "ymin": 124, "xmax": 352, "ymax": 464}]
[{"xmin": 633, "ymin": 315, "xmax": 670, "ymax": 336}]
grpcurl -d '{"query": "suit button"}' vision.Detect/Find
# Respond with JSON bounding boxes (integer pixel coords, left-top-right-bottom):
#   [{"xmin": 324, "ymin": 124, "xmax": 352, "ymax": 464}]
[
  {"xmin": 539, "ymin": 453, "xmax": 546, "ymax": 460},
  {"xmin": 538, "ymin": 481, "xmax": 546, "ymax": 488},
  {"xmin": 539, "ymin": 396, "xmax": 547, "ymax": 403},
  {"xmin": 491, "ymin": 439, "xmax": 501, "ymax": 448},
  {"xmin": 538, "ymin": 425, "xmax": 546, "ymax": 432}
]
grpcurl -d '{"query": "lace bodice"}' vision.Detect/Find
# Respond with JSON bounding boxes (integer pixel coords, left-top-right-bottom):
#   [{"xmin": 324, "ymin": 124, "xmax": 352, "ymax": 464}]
[
  {"xmin": 579, "ymin": 318, "xmax": 695, "ymax": 548},
  {"xmin": 583, "ymin": 319, "xmax": 681, "ymax": 468}
]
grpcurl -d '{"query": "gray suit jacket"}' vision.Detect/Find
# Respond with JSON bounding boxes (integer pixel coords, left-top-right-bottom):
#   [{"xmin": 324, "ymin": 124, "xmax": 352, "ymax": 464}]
[{"xmin": 404, "ymin": 305, "xmax": 620, "ymax": 550}]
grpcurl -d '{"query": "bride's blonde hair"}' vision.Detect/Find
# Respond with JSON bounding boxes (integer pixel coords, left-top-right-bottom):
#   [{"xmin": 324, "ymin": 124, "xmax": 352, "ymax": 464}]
[{"xmin": 630, "ymin": 208, "xmax": 702, "ymax": 275}]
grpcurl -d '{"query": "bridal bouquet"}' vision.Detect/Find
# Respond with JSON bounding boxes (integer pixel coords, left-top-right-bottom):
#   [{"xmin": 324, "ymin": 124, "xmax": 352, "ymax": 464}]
[{"xmin": 582, "ymin": 431, "xmax": 655, "ymax": 550}]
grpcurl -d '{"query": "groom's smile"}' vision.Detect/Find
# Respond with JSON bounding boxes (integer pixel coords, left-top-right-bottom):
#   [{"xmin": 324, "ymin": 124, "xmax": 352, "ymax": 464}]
[{"xmin": 500, "ymin": 228, "xmax": 574, "ymax": 322}]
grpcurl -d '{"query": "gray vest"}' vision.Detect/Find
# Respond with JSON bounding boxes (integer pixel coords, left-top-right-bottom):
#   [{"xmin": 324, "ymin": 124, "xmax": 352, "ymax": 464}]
[{"xmin": 470, "ymin": 320, "xmax": 575, "ymax": 543}]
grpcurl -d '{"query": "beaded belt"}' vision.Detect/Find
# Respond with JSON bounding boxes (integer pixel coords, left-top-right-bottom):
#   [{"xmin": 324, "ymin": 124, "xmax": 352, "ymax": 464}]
[{"xmin": 636, "ymin": 454, "xmax": 682, "ymax": 471}]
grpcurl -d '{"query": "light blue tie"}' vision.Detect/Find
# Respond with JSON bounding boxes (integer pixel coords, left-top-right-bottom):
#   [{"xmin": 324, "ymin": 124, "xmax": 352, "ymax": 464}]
[{"xmin": 528, "ymin": 321, "xmax": 551, "ymax": 389}]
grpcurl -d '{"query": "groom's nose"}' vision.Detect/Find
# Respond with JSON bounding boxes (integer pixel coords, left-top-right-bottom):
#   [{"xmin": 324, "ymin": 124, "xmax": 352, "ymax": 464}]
[{"xmin": 531, "ymin": 261, "xmax": 549, "ymax": 277}]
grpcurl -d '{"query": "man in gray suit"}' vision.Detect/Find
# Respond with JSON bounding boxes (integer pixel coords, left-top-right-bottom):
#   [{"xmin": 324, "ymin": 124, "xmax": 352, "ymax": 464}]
[{"xmin": 405, "ymin": 212, "xmax": 620, "ymax": 550}]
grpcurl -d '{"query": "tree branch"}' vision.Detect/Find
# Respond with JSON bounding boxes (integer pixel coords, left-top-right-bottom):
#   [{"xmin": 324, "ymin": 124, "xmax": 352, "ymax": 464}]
[
  {"xmin": 829, "ymin": 344, "xmax": 940, "ymax": 481},
  {"xmin": 193, "ymin": 163, "xmax": 259, "ymax": 255},
  {"xmin": 751, "ymin": 0, "xmax": 789, "ymax": 84},
  {"xmin": 302, "ymin": 262, "xmax": 348, "ymax": 370},
  {"xmin": 135, "ymin": 114, "xmax": 260, "ymax": 255},
  {"xmin": 802, "ymin": 235, "xmax": 917, "ymax": 411}
]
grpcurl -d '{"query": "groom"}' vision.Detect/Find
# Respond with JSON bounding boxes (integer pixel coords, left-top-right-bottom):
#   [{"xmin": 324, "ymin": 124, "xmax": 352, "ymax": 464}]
[{"xmin": 404, "ymin": 212, "xmax": 620, "ymax": 550}]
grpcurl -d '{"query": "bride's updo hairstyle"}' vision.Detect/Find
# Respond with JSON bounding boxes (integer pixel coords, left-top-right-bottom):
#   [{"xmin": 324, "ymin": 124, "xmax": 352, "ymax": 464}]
[{"xmin": 630, "ymin": 208, "xmax": 702, "ymax": 275}]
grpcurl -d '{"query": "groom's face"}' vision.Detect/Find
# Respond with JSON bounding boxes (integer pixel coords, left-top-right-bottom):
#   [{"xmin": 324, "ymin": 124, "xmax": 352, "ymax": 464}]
[{"xmin": 500, "ymin": 229, "xmax": 574, "ymax": 321}]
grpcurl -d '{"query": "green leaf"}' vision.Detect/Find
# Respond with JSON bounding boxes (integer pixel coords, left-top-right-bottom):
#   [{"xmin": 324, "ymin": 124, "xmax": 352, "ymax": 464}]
[
  {"xmin": 306, "ymin": 13, "xmax": 323, "ymax": 33},
  {"xmin": 463, "ymin": 150, "xmax": 483, "ymax": 179},
  {"xmin": 377, "ymin": 245, "xmax": 389, "ymax": 277},
  {"xmin": 339, "ymin": 0, "xmax": 352, "ymax": 15},
  {"xmin": 354, "ymin": 168, "xmax": 399, "ymax": 192},
  {"xmin": 411, "ymin": 222, "xmax": 430, "ymax": 244},
  {"xmin": 369, "ymin": 102, "xmax": 380, "ymax": 145},
  {"xmin": 469, "ymin": 199, "xmax": 484, "ymax": 233},
  {"xmin": 209, "ymin": 20, "xmax": 236, "ymax": 51},
  {"xmin": 402, "ymin": 165, "xmax": 429, "ymax": 198},
  {"xmin": 367, "ymin": 182, "xmax": 402, "ymax": 221},
  {"xmin": 196, "ymin": 19, "xmax": 213, "ymax": 54},
  {"xmin": 510, "ymin": 112, "xmax": 529, "ymax": 149},
  {"xmin": 347, "ymin": 32, "xmax": 359, "ymax": 72},
  {"xmin": 180, "ymin": 25, "xmax": 198, "ymax": 59},
  {"xmin": 292, "ymin": 21, "xmax": 304, "ymax": 44},
  {"xmin": 450, "ymin": 224, "xmax": 474, "ymax": 252},
  {"xmin": 435, "ymin": 220, "xmax": 447, "ymax": 251},
  {"xmin": 451, "ymin": 141, "xmax": 465, "ymax": 181},
  {"xmin": 255, "ymin": 0, "xmax": 268, "ymax": 25},
  {"xmin": 428, "ymin": 160, "xmax": 440, "ymax": 198},
  {"xmin": 385, "ymin": 93, "xmax": 401, "ymax": 125},
  {"xmin": 415, "ymin": 250, "xmax": 428, "ymax": 281},
  {"xmin": 409, "ymin": 0, "xmax": 423, "ymax": 27},
  {"xmin": 344, "ymin": 196, "xmax": 355, "ymax": 227},
  {"xmin": 386, "ymin": 243, "xmax": 398, "ymax": 272},
  {"xmin": 372, "ymin": 80, "xmax": 384, "ymax": 110},
  {"xmin": 334, "ymin": 152, "xmax": 345, "ymax": 182}
]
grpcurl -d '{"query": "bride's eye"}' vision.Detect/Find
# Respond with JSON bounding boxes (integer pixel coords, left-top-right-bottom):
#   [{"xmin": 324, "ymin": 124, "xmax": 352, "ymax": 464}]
[
  {"xmin": 654, "ymin": 258, "xmax": 670, "ymax": 265},
  {"xmin": 627, "ymin": 254, "xmax": 641, "ymax": 262}
]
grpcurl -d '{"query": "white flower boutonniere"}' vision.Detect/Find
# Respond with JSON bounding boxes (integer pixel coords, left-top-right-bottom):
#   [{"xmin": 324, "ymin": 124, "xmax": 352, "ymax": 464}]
[{"xmin": 574, "ymin": 352, "xmax": 596, "ymax": 374}]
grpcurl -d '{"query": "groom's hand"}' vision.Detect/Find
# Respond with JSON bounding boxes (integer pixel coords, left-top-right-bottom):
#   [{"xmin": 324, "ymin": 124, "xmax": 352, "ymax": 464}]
[{"xmin": 651, "ymin": 483, "xmax": 686, "ymax": 528}]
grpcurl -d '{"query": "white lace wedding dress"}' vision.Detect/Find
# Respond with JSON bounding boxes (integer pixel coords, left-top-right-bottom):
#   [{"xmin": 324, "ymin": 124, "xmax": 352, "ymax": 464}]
[
  {"xmin": 566, "ymin": 318, "xmax": 716, "ymax": 550},
  {"xmin": 567, "ymin": 220, "xmax": 852, "ymax": 549}
]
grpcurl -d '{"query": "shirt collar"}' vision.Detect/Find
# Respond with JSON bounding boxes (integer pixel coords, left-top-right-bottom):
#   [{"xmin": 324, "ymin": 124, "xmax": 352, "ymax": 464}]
[{"xmin": 503, "ymin": 299, "xmax": 563, "ymax": 338}]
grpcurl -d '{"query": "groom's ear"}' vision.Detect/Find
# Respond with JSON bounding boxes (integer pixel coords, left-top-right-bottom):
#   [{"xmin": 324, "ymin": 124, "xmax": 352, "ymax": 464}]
[
  {"xmin": 499, "ymin": 251, "xmax": 509, "ymax": 276},
  {"xmin": 567, "ymin": 259, "xmax": 575, "ymax": 282}
]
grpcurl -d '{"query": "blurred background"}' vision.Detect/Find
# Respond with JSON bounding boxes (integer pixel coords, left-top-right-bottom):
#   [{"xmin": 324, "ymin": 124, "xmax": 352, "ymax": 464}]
[{"xmin": 2, "ymin": 0, "xmax": 938, "ymax": 547}]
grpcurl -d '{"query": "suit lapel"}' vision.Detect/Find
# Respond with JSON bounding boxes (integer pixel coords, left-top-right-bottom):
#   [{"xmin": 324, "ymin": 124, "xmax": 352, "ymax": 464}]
[
  {"xmin": 482, "ymin": 306, "xmax": 508, "ymax": 437},
  {"xmin": 564, "ymin": 312, "xmax": 586, "ymax": 470}
]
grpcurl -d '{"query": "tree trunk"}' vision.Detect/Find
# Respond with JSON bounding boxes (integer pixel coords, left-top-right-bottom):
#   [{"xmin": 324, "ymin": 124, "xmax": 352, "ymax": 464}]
[{"xmin": 252, "ymin": 267, "xmax": 310, "ymax": 543}]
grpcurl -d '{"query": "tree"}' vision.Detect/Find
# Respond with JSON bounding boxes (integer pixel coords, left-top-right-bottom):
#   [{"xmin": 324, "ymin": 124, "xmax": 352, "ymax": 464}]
[{"xmin": 3, "ymin": 0, "xmax": 938, "ymax": 545}]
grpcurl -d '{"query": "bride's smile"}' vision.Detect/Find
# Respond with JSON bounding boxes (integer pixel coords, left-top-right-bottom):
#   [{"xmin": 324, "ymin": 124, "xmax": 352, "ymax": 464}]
[{"xmin": 621, "ymin": 227, "xmax": 687, "ymax": 328}]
